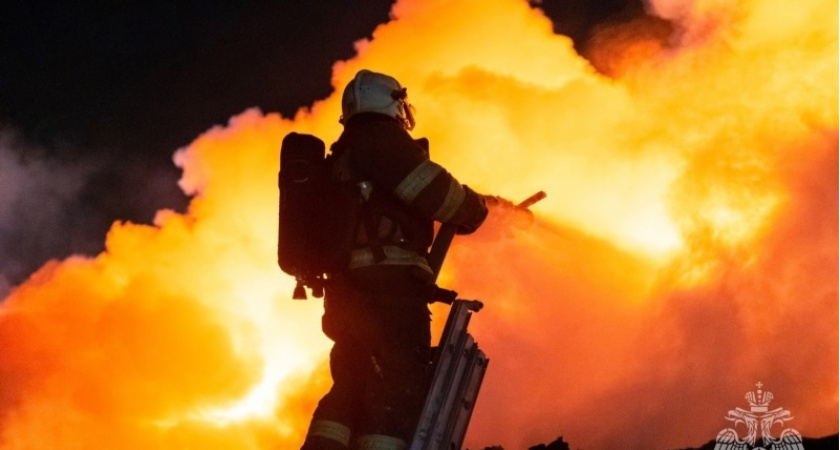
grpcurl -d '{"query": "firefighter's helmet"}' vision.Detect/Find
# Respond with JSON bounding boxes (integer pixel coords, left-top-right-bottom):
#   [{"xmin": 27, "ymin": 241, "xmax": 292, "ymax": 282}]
[{"xmin": 340, "ymin": 69, "xmax": 416, "ymax": 130}]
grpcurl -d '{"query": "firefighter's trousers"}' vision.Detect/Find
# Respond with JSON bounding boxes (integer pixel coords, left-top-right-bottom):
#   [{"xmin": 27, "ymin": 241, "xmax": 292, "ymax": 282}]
[{"xmin": 301, "ymin": 266, "xmax": 432, "ymax": 450}]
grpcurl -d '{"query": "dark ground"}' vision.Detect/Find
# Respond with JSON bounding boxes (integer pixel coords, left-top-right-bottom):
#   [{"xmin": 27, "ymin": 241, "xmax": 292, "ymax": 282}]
[
  {"xmin": 671, "ymin": 433, "xmax": 840, "ymax": 450},
  {"xmin": 488, "ymin": 432, "xmax": 840, "ymax": 450}
]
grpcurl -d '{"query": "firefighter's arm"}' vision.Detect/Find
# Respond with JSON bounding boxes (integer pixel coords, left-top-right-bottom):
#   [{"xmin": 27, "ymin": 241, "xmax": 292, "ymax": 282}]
[
  {"xmin": 390, "ymin": 157, "xmax": 488, "ymax": 234},
  {"xmin": 354, "ymin": 133, "xmax": 488, "ymax": 233}
]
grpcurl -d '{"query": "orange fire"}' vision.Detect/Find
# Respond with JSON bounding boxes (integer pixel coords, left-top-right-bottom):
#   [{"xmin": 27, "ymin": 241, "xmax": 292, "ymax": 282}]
[{"xmin": 1, "ymin": 0, "xmax": 836, "ymax": 449}]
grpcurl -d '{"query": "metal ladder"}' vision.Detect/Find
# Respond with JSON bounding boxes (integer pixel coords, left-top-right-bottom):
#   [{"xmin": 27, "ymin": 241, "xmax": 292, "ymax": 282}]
[{"xmin": 409, "ymin": 298, "xmax": 488, "ymax": 450}]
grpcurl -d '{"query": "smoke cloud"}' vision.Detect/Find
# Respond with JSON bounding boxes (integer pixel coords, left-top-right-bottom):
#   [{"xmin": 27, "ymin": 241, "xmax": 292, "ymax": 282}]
[
  {"xmin": 0, "ymin": 0, "xmax": 836, "ymax": 449},
  {"xmin": 0, "ymin": 129, "xmax": 100, "ymax": 298}
]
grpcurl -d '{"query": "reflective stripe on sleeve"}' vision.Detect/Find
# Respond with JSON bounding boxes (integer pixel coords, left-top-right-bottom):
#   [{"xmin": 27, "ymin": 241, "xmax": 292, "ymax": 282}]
[
  {"xmin": 433, "ymin": 178, "xmax": 467, "ymax": 222},
  {"xmin": 307, "ymin": 419, "xmax": 351, "ymax": 447},
  {"xmin": 393, "ymin": 160, "xmax": 443, "ymax": 204},
  {"xmin": 355, "ymin": 434, "xmax": 406, "ymax": 450}
]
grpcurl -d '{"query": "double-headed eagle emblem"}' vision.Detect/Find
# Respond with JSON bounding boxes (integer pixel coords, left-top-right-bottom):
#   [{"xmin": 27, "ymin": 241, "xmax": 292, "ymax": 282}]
[{"xmin": 714, "ymin": 382, "xmax": 804, "ymax": 450}]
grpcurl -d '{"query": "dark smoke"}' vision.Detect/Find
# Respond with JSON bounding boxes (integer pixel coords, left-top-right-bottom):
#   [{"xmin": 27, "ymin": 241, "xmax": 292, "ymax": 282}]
[{"xmin": 0, "ymin": 128, "xmax": 100, "ymax": 298}]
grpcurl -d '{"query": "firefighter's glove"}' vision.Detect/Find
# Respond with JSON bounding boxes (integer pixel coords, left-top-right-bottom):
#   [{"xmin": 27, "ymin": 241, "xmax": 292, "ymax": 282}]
[
  {"xmin": 483, "ymin": 195, "xmax": 515, "ymax": 210},
  {"xmin": 477, "ymin": 195, "xmax": 535, "ymax": 241}
]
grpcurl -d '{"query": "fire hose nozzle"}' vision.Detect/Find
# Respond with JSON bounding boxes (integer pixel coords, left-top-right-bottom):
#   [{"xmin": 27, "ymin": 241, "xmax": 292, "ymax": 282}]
[
  {"xmin": 517, "ymin": 190, "xmax": 547, "ymax": 209},
  {"xmin": 508, "ymin": 191, "xmax": 547, "ymax": 229}
]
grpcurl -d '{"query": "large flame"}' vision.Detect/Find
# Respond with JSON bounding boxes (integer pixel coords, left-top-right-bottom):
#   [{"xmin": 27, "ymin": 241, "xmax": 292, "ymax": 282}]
[{"xmin": 1, "ymin": 0, "xmax": 836, "ymax": 449}]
